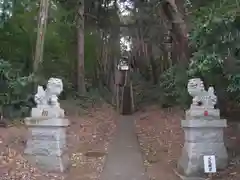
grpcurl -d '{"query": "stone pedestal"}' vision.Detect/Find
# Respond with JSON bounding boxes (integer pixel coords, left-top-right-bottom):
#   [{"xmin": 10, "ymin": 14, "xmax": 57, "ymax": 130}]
[
  {"xmin": 178, "ymin": 109, "xmax": 228, "ymax": 177},
  {"xmin": 24, "ymin": 107, "xmax": 69, "ymax": 172},
  {"xmin": 186, "ymin": 107, "xmax": 220, "ymax": 120}
]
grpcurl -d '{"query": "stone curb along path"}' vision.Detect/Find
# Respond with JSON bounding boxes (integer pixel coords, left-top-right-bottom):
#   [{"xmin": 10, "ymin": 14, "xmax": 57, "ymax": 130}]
[{"xmin": 100, "ymin": 115, "xmax": 149, "ymax": 180}]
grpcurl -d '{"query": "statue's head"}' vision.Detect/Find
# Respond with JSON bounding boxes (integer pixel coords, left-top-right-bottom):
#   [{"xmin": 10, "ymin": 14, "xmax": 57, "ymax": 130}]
[
  {"xmin": 46, "ymin": 78, "xmax": 63, "ymax": 95},
  {"xmin": 187, "ymin": 78, "xmax": 205, "ymax": 97}
]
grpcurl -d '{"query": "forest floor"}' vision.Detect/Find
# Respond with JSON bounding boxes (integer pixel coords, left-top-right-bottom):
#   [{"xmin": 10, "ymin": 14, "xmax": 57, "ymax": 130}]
[
  {"xmin": 0, "ymin": 100, "xmax": 117, "ymax": 180},
  {"xmin": 0, "ymin": 102, "xmax": 240, "ymax": 180},
  {"xmin": 134, "ymin": 105, "xmax": 240, "ymax": 180}
]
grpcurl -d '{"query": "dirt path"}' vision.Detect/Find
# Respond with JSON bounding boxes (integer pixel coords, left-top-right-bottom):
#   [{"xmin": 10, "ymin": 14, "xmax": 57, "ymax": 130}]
[{"xmin": 100, "ymin": 116, "xmax": 148, "ymax": 180}]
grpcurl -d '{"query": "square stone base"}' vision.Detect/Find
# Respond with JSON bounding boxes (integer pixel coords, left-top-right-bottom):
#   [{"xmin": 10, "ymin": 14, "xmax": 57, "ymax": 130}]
[
  {"xmin": 178, "ymin": 119, "xmax": 228, "ymax": 177},
  {"xmin": 24, "ymin": 115, "xmax": 69, "ymax": 172},
  {"xmin": 24, "ymin": 154, "xmax": 69, "ymax": 172}
]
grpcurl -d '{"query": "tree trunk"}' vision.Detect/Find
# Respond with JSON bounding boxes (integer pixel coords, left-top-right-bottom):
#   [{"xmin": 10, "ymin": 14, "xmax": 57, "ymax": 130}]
[
  {"xmin": 163, "ymin": 0, "xmax": 189, "ymax": 65},
  {"xmin": 76, "ymin": 0, "xmax": 86, "ymax": 94},
  {"xmin": 33, "ymin": 0, "xmax": 49, "ymax": 74},
  {"xmin": 148, "ymin": 44, "xmax": 158, "ymax": 84}
]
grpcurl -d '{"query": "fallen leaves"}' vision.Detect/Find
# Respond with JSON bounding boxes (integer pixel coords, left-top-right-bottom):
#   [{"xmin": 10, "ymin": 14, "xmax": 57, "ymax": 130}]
[
  {"xmin": 0, "ymin": 103, "xmax": 117, "ymax": 180},
  {"xmin": 0, "ymin": 148, "xmax": 17, "ymax": 168},
  {"xmin": 135, "ymin": 106, "xmax": 183, "ymax": 180},
  {"xmin": 135, "ymin": 106, "xmax": 240, "ymax": 180}
]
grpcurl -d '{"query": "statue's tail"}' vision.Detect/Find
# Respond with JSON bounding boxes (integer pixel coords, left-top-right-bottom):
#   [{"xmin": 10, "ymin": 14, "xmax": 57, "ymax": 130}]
[
  {"xmin": 34, "ymin": 86, "xmax": 45, "ymax": 103},
  {"xmin": 208, "ymin": 87, "xmax": 214, "ymax": 95}
]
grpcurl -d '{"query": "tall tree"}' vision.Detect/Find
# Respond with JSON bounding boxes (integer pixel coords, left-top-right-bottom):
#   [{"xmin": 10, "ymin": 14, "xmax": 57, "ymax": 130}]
[
  {"xmin": 76, "ymin": 0, "xmax": 86, "ymax": 94},
  {"xmin": 33, "ymin": 0, "xmax": 50, "ymax": 76}
]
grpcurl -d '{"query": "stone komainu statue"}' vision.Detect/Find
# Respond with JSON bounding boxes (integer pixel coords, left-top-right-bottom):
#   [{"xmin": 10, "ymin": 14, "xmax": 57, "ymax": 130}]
[
  {"xmin": 187, "ymin": 78, "xmax": 217, "ymax": 108},
  {"xmin": 34, "ymin": 78, "xmax": 63, "ymax": 108}
]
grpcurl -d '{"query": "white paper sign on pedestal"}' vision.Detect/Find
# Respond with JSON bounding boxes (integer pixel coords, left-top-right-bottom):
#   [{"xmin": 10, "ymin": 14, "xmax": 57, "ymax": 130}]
[{"xmin": 203, "ymin": 155, "xmax": 216, "ymax": 173}]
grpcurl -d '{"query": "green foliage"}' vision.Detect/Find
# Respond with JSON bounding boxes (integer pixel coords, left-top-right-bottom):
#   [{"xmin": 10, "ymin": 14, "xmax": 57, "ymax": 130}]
[
  {"xmin": 2, "ymin": 0, "xmax": 239, "ymax": 116},
  {"xmin": 0, "ymin": 1, "xmax": 76, "ymax": 118},
  {"xmin": 0, "ymin": 0, "xmax": 103, "ymax": 119},
  {"xmin": 188, "ymin": 52, "xmax": 223, "ymax": 77},
  {"xmin": 0, "ymin": 59, "xmax": 34, "ymax": 119},
  {"xmin": 159, "ymin": 66, "xmax": 189, "ymax": 108},
  {"xmin": 0, "ymin": 59, "xmax": 33, "ymax": 103},
  {"xmin": 0, "ymin": 0, "xmax": 12, "ymax": 26},
  {"xmin": 132, "ymin": 65, "xmax": 189, "ymax": 109},
  {"xmin": 159, "ymin": 67, "xmax": 178, "ymax": 104},
  {"xmin": 227, "ymin": 74, "xmax": 240, "ymax": 102},
  {"xmin": 132, "ymin": 72, "xmax": 161, "ymax": 107},
  {"xmin": 0, "ymin": 0, "xmax": 99, "ymax": 93},
  {"xmin": 0, "ymin": 0, "xmax": 38, "ymax": 74},
  {"xmin": 187, "ymin": 0, "xmax": 240, "ymax": 105}
]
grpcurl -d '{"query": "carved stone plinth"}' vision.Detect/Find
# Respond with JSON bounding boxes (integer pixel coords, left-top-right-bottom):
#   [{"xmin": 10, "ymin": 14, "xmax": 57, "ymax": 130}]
[
  {"xmin": 24, "ymin": 107, "xmax": 69, "ymax": 172},
  {"xmin": 178, "ymin": 119, "xmax": 228, "ymax": 176}
]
